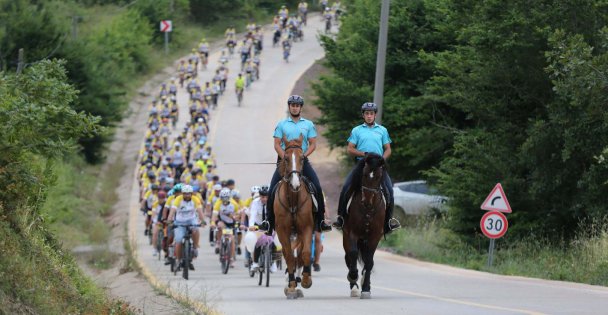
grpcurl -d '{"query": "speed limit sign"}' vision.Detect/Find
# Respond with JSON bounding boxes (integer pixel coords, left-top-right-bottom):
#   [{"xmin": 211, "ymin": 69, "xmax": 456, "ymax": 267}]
[{"xmin": 480, "ymin": 211, "xmax": 508, "ymax": 239}]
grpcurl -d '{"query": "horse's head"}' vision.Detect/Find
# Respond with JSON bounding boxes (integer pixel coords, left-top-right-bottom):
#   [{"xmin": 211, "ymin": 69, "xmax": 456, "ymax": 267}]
[
  {"xmin": 281, "ymin": 134, "xmax": 304, "ymax": 191},
  {"xmin": 361, "ymin": 152, "xmax": 384, "ymax": 207}
]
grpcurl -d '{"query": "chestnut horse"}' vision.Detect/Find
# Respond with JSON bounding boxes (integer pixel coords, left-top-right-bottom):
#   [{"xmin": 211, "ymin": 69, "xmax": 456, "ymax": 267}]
[
  {"xmin": 343, "ymin": 153, "xmax": 386, "ymax": 299},
  {"xmin": 274, "ymin": 135, "xmax": 315, "ymax": 299}
]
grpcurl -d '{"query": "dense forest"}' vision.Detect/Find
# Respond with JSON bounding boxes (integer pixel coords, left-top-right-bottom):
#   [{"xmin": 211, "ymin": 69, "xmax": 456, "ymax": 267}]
[{"xmin": 314, "ymin": 0, "xmax": 608, "ymax": 240}]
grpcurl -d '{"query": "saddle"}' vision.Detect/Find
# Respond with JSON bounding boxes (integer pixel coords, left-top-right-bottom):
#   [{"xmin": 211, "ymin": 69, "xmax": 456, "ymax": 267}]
[{"xmin": 345, "ymin": 184, "xmax": 389, "ymax": 215}]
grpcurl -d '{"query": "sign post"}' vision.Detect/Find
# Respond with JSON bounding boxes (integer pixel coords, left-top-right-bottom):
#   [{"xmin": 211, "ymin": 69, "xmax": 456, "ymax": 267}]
[
  {"xmin": 480, "ymin": 183, "xmax": 512, "ymax": 267},
  {"xmin": 480, "ymin": 211, "xmax": 508, "ymax": 267},
  {"xmin": 160, "ymin": 20, "xmax": 173, "ymax": 55}
]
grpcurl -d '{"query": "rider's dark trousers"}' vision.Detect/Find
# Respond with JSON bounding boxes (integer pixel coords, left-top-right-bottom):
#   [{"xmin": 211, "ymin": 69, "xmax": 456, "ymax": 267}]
[
  {"xmin": 337, "ymin": 159, "xmax": 394, "ymax": 228},
  {"xmin": 267, "ymin": 158, "xmax": 326, "ymax": 232}
]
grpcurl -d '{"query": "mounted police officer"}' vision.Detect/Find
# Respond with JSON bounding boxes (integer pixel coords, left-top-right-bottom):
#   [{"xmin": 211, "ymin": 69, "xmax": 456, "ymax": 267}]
[{"xmin": 333, "ymin": 102, "xmax": 401, "ymax": 233}]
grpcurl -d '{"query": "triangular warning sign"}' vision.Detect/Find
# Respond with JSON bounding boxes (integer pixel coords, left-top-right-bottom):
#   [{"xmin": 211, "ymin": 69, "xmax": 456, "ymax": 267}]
[{"xmin": 480, "ymin": 183, "xmax": 512, "ymax": 213}]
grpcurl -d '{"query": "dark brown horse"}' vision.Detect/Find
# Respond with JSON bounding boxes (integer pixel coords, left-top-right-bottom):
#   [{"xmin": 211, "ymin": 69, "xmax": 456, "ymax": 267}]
[
  {"xmin": 274, "ymin": 135, "xmax": 315, "ymax": 299},
  {"xmin": 343, "ymin": 152, "xmax": 386, "ymax": 299}
]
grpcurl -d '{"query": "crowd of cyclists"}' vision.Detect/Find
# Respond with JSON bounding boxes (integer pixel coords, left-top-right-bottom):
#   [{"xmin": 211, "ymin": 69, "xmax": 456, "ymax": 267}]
[{"xmin": 136, "ymin": 2, "xmax": 336, "ymax": 279}]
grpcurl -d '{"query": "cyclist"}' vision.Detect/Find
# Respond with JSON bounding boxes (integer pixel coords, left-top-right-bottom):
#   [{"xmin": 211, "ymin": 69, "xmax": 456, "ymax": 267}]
[
  {"xmin": 278, "ymin": 5, "xmax": 289, "ymax": 28},
  {"xmin": 167, "ymin": 185, "xmax": 205, "ymax": 271},
  {"xmin": 246, "ymin": 186, "xmax": 278, "ymax": 273},
  {"xmin": 142, "ymin": 184, "xmax": 160, "ymax": 236},
  {"xmin": 206, "ymin": 183, "xmax": 223, "ymax": 246},
  {"xmin": 235, "ymin": 73, "xmax": 245, "ymax": 105},
  {"xmin": 211, "ymin": 188, "xmax": 240, "ymax": 268},
  {"xmin": 231, "ymin": 189, "xmax": 245, "ymax": 255},
  {"xmin": 324, "ymin": 7, "xmax": 333, "ymax": 33},
  {"xmin": 225, "ymin": 25, "xmax": 236, "ymax": 38},
  {"xmin": 198, "ymin": 38, "xmax": 209, "ymax": 68},
  {"xmin": 244, "ymin": 185, "xmax": 261, "ymax": 208},
  {"xmin": 151, "ymin": 190, "xmax": 168, "ymax": 257},
  {"xmin": 298, "ymin": 1, "xmax": 308, "ymax": 25}
]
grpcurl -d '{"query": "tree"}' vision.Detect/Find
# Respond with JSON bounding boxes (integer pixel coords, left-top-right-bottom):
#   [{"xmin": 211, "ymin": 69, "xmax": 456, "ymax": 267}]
[{"xmin": 0, "ymin": 59, "xmax": 101, "ymax": 219}]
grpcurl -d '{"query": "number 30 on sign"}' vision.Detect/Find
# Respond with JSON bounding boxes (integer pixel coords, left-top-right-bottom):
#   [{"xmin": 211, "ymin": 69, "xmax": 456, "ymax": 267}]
[{"xmin": 480, "ymin": 211, "xmax": 508, "ymax": 239}]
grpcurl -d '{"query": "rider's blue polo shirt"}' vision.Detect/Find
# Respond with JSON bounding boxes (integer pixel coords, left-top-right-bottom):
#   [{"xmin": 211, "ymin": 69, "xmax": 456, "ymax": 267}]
[
  {"xmin": 273, "ymin": 117, "xmax": 317, "ymax": 152},
  {"xmin": 348, "ymin": 122, "xmax": 391, "ymax": 158}
]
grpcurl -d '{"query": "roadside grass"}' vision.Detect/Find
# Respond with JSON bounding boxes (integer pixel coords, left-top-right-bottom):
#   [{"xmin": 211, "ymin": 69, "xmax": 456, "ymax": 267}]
[
  {"xmin": 382, "ymin": 215, "xmax": 608, "ymax": 286},
  {"xmin": 0, "ymin": 211, "xmax": 133, "ymax": 314}
]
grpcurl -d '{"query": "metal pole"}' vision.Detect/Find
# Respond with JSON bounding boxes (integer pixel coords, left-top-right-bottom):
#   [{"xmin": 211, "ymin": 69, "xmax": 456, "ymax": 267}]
[
  {"xmin": 16, "ymin": 48, "xmax": 24, "ymax": 74},
  {"xmin": 71, "ymin": 16, "xmax": 78, "ymax": 39},
  {"xmin": 487, "ymin": 239, "xmax": 495, "ymax": 267},
  {"xmin": 373, "ymin": 0, "xmax": 390, "ymax": 124},
  {"xmin": 164, "ymin": 32, "xmax": 169, "ymax": 55}
]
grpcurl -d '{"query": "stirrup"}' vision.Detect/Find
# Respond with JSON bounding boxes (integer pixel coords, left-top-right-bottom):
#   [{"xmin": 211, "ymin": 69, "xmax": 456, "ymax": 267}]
[
  {"xmin": 320, "ymin": 221, "xmax": 332, "ymax": 232},
  {"xmin": 388, "ymin": 217, "xmax": 401, "ymax": 231},
  {"xmin": 332, "ymin": 215, "xmax": 344, "ymax": 230}
]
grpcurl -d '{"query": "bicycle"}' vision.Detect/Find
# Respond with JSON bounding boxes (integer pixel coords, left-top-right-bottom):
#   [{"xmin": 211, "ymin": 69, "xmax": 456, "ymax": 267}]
[
  {"xmin": 218, "ymin": 227, "xmax": 234, "ymax": 274},
  {"xmin": 236, "ymin": 88, "xmax": 244, "ymax": 107},
  {"xmin": 173, "ymin": 223, "xmax": 201, "ymax": 280},
  {"xmin": 155, "ymin": 222, "xmax": 165, "ymax": 261},
  {"xmin": 257, "ymin": 242, "xmax": 272, "ymax": 287}
]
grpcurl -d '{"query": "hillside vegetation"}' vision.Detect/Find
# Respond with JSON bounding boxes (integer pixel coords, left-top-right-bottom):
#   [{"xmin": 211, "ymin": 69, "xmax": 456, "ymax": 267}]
[{"xmin": 0, "ymin": 0, "xmax": 301, "ymax": 312}]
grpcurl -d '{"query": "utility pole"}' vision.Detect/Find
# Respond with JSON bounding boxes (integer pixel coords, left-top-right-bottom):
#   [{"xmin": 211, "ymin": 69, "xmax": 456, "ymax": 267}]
[
  {"xmin": 373, "ymin": 0, "xmax": 390, "ymax": 124},
  {"xmin": 71, "ymin": 16, "xmax": 80, "ymax": 40},
  {"xmin": 16, "ymin": 48, "xmax": 24, "ymax": 74}
]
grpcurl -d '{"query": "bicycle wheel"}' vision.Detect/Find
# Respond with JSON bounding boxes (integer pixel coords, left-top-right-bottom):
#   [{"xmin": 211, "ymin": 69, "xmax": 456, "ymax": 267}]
[
  {"xmin": 223, "ymin": 239, "xmax": 231, "ymax": 275},
  {"xmin": 221, "ymin": 239, "xmax": 229, "ymax": 274},
  {"xmin": 148, "ymin": 225, "xmax": 153, "ymax": 245},
  {"xmin": 156, "ymin": 228, "xmax": 163, "ymax": 261},
  {"xmin": 258, "ymin": 250, "xmax": 264, "ymax": 286},
  {"xmin": 248, "ymin": 256, "xmax": 255, "ymax": 278},
  {"xmin": 265, "ymin": 245, "xmax": 271, "ymax": 287},
  {"xmin": 183, "ymin": 239, "xmax": 190, "ymax": 280}
]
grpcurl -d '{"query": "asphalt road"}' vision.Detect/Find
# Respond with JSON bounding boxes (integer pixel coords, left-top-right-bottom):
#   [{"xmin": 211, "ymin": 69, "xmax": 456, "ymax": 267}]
[{"xmin": 129, "ymin": 16, "xmax": 608, "ymax": 315}]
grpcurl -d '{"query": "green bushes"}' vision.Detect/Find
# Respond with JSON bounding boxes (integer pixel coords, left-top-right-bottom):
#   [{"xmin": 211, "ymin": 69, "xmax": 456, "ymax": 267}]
[{"xmin": 0, "ymin": 60, "xmax": 131, "ymax": 313}]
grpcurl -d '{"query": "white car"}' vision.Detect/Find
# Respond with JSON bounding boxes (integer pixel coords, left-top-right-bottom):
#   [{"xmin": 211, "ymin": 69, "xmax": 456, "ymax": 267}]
[{"xmin": 392, "ymin": 180, "xmax": 448, "ymax": 219}]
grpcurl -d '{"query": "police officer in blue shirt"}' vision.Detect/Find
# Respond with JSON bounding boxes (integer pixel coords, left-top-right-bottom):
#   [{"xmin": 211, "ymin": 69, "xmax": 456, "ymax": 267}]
[
  {"xmin": 333, "ymin": 102, "xmax": 401, "ymax": 233},
  {"xmin": 262, "ymin": 95, "xmax": 332, "ymax": 234}
]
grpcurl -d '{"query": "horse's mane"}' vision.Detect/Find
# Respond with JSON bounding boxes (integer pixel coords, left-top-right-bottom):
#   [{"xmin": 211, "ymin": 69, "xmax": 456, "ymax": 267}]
[{"xmin": 364, "ymin": 152, "xmax": 384, "ymax": 172}]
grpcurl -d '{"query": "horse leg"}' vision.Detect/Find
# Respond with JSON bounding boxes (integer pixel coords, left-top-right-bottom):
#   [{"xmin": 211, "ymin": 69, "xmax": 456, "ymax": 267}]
[
  {"xmin": 343, "ymin": 233, "xmax": 360, "ymax": 297},
  {"xmin": 300, "ymin": 228, "xmax": 313, "ymax": 289},
  {"xmin": 277, "ymin": 230, "xmax": 298, "ymax": 299},
  {"xmin": 360, "ymin": 238, "xmax": 380, "ymax": 299}
]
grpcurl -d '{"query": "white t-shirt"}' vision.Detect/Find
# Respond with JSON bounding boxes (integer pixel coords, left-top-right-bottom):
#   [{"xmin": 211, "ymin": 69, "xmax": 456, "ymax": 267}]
[{"xmin": 248, "ymin": 197, "xmax": 268, "ymax": 227}]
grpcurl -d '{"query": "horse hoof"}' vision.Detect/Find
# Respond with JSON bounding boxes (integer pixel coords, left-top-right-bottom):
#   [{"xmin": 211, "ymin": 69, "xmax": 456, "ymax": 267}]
[
  {"xmin": 296, "ymin": 289, "xmax": 304, "ymax": 298},
  {"xmin": 301, "ymin": 275, "xmax": 312, "ymax": 289},
  {"xmin": 360, "ymin": 292, "xmax": 371, "ymax": 299},
  {"xmin": 350, "ymin": 288, "xmax": 360, "ymax": 298},
  {"xmin": 285, "ymin": 286, "xmax": 297, "ymax": 298}
]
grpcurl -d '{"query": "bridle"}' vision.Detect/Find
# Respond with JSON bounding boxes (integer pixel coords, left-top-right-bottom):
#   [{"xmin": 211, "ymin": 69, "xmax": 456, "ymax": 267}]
[
  {"xmin": 282, "ymin": 144, "xmax": 304, "ymax": 192},
  {"xmin": 360, "ymin": 165, "xmax": 383, "ymax": 208}
]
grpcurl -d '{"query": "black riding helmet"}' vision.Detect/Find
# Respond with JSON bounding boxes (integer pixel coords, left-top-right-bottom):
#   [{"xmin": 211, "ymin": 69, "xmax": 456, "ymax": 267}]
[
  {"xmin": 287, "ymin": 95, "xmax": 304, "ymax": 106},
  {"xmin": 259, "ymin": 185, "xmax": 270, "ymax": 196},
  {"xmin": 361, "ymin": 102, "xmax": 378, "ymax": 114}
]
